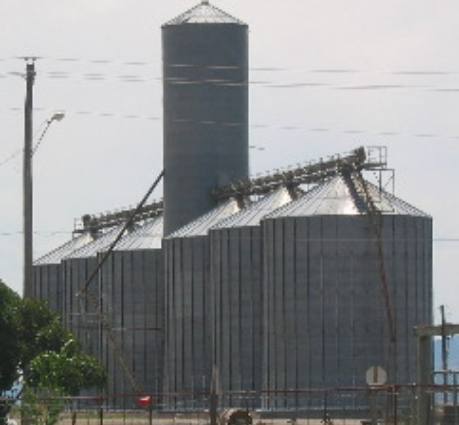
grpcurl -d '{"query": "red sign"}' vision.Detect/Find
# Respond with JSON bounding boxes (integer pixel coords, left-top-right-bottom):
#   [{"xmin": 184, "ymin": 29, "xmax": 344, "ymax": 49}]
[{"xmin": 137, "ymin": 396, "xmax": 153, "ymax": 408}]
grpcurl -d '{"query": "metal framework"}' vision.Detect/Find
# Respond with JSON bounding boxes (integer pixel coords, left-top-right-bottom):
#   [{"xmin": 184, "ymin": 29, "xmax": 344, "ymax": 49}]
[
  {"xmin": 73, "ymin": 146, "xmax": 389, "ymax": 236},
  {"xmin": 74, "ymin": 199, "xmax": 163, "ymax": 235},
  {"xmin": 212, "ymin": 146, "xmax": 387, "ymax": 201},
  {"xmin": 415, "ymin": 324, "xmax": 459, "ymax": 425}
]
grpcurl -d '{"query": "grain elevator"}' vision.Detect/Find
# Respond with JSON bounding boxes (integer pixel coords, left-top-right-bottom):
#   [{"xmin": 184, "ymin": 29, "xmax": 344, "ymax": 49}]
[{"xmin": 30, "ymin": 0, "xmax": 433, "ymax": 416}]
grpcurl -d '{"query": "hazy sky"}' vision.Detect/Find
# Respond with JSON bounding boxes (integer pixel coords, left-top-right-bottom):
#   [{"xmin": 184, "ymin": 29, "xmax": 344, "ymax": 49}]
[{"xmin": 1, "ymin": 0, "xmax": 458, "ymax": 322}]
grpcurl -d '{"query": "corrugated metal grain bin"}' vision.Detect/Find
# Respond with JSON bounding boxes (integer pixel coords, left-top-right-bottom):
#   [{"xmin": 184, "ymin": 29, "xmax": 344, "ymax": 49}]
[
  {"xmin": 62, "ymin": 226, "xmax": 123, "ymax": 361},
  {"xmin": 209, "ymin": 188, "xmax": 293, "ymax": 408},
  {"xmin": 162, "ymin": 1, "xmax": 249, "ymax": 235},
  {"xmin": 261, "ymin": 174, "xmax": 432, "ymax": 411},
  {"xmin": 32, "ymin": 233, "xmax": 93, "ymax": 316},
  {"xmin": 164, "ymin": 199, "xmax": 240, "ymax": 409},
  {"xmin": 98, "ymin": 216, "xmax": 164, "ymax": 408}
]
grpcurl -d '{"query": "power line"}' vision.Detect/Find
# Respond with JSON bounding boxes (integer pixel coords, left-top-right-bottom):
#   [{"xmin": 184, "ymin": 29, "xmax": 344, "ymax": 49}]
[
  {"xmin": 0, "ymin": 64, "xmax": 458, "ymax": 89},
  {"xmin": 0, "ymin": 111, "xmax": 458, "ymax": 169},
  {"xmin": 1, "ymin": 230, "xmax": 458, "ymax": 243},
  {"xmin": 1, "ymin": 55, "xmax": 458, "ymax": 75}
]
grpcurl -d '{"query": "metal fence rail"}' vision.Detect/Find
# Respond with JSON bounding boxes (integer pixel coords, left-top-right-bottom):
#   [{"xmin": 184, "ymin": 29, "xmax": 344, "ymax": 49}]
[{"xmin": 4, "ymin": 383, "xmax": 459, "ymax": 425}]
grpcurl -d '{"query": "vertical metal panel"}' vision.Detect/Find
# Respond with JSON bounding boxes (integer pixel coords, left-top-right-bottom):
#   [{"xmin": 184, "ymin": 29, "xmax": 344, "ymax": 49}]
[
  {"xmin": 263, "ymin": 219, "xmax": 274, "ymax": 402},
  {"xmin": 220, "ymin": 229, "xmax": 231, "ymax": 396},
  {"xmin": 164, "ymin": 235, "xmax": 213, "ymax": 409},
  {"xmin": 99, "ymin": 249, "xmax": 164, "ymax": 409},
  {"xmin": 162, "ymin": 23, "xmax": 249, "ymax": 235},
  {"xmin": 32, "ymin": 264, "xmax": 62, "ymax": 316},
  {"xmin": 59, "ymin": 256, "xmax": 101, "ymax": 401},
  {"xmin": 62, "ymin": 257, "xmax": 100, "ymax": 359},
  {"xmin": 210, "ymin": 225, "xmax": 263, "ymax": 408},
  {"xmin": 262, "ymin": 214, "xmax": 433, "ymax": 410}
]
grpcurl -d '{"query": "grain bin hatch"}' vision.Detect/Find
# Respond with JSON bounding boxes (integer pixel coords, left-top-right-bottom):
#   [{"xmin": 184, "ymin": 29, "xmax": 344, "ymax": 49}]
[{"xmin": 163, "ymin": 1, "xmax": 246, "ymax": 26}]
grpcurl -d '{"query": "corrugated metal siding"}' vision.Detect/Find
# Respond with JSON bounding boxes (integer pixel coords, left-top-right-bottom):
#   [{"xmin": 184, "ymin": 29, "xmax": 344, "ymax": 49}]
[
  {"xmin": 210, "ymin": 226, "xmax": 262, "ymax": 408},
  {"xmin": 262, "ymin": 215, "xmax": 433, "ymax": 410},
  {"xmin": 164, "ymin": 235, "xmax": 212, "ymax": 409},
  {"xmin": 62, "ymin": 257, "xmax": 101, "ymax": 360},
  {"xmin": 162, "ymin": 18, "xmax": 249, "ymax": 235},
  {"xmin": 99, "ymin": 249, "xmax": 164, "ymax": 408},
  {"xmin": 32, "ymin": 232, "xmax": 94, "ymax": 319},
  {"xmin": 32, "ymin": 264, "xmax": 62, "ymax": 315}
]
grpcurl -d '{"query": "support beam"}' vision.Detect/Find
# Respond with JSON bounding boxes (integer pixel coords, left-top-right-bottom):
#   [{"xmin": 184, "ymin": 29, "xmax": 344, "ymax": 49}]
[{"xmin": 415, "ymin": 324, "xmax": 459, "ymax": 425}]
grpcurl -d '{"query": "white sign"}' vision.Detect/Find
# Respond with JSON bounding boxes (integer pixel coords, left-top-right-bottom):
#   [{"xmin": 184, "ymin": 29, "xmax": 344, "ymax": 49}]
[{"xmin": 366, "ymin": 366, "xmax": 387, "ymax": 386}]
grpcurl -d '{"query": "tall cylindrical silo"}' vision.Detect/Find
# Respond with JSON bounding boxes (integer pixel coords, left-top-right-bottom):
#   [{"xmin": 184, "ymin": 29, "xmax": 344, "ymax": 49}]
[
  {"xmin": 162, "ymin": 1, "xmax": 249, "ymax": 235},
  {"xmin": 262, "ymin": 174, "xmax": 432, "ymax": 411},
  {"xmin": 98, "ymin": 216, "xmax": 164, "ymax": 409},
  {"xmin": 164, "ymin": 199, "xmax": 240, "ymax": 409},
  {"xmin": 209, "ymin": 187, "xmax": 294, "ymax": 408}
]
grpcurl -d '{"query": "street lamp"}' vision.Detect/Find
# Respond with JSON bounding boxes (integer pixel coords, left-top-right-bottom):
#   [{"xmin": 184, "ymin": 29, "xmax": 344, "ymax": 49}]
[
  {"xmin": 22, "ymin": 57, "xmax": 65, "ymax": 298},
  {"xmin": 32, "ymin": 111, "xmax": 66, "ymax": 155}
]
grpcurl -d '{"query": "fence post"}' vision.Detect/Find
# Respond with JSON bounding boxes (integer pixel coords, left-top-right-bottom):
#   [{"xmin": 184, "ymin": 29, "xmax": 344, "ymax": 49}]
[
  {"xmin": 454, "ymin": 373, "xmax": 458, "ymax": 425},
  {"xmin": 98, "ymin": 402, "xmax": 103, "ymax": 425}
]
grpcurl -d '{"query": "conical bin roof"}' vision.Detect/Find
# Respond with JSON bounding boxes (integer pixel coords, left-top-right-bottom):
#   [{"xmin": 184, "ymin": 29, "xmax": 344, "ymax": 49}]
[
  {"xmin": 164, "ymin": 1, "xmax": 246, "ymax": 26},
  {"xmin": 267, "ymin": 174, "xmax": 429, "ymax": 218}
]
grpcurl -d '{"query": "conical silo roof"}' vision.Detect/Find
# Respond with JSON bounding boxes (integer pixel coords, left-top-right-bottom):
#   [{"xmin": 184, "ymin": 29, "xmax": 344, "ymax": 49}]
[
  {"xmin": 267, "ymin": 174, "xmax": 429, "ymax": 218},
  {"xmin": 167, "ymin": 199, "xmax": 240, "ymax": 238},
  {"xmin": 66, "ymin": 225, "xmax": 124, "ymax": 259},
  {"xmin": 164, "ymin": 1, "xmax": 246, "ymax": 26},
  {"xmin": 113, "ymin": 216, "xmax": 163, "ymax": 251},
  {"xmin": 213, "ymin": 187, "xmax": 293, "ymax": 229},
  {"xmin": 34, "ymin": 233, "xmax": 94, "ymax": 265}
]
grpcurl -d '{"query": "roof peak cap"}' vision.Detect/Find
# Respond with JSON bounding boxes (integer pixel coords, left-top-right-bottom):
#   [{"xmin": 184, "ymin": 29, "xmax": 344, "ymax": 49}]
[{"xmin": 164, "ymin": 1, "xmax": 246, "ymax": 26}]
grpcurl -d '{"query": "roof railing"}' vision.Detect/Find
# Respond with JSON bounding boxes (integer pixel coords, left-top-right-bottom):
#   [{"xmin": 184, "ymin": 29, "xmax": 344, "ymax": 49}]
[
  {"xmin": 212, "ymin": 146, "xmax": 387, "ymax": 202},
  {"xmin": 73, "ymin": 199, "xmax": 163, "ymax": 235}
]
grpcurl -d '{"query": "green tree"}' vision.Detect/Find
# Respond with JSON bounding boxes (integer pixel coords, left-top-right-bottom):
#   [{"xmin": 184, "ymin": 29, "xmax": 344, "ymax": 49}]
[
  {"xmin": 25, "ymin": 340, "xmax": 106, "ymax": 425},
  {"xmin": 21, "ymin": 388, "xmax": 64, "ymax": 425},
  {"xmin": 0, "ymin": 282, "xmax": 21, "ymax": 425},
  {"xmin": 0, "ymin": 280, "xmax": 106, "ymax": 425},
  {"xmin": 0, "ymin": 282, "xmax": 20, "ymax": 393},
  {"xmin": 16, "ymin": 298, "xmax": 73, "ymax": 376},
  {"xmin": 28, "ymin": 339, "xmax": 106, "ymax": 396}
]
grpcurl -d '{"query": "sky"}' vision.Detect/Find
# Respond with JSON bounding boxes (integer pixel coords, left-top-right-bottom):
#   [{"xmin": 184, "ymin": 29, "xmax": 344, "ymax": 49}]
[{"xmin": 0, "ymin": 0, "xmax": 458, "ymax": 323}]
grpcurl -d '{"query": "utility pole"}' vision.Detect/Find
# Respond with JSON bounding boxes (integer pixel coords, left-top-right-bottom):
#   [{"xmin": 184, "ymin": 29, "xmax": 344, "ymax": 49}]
[{"xmin": 23, "ymin": 58, "xmax": 36, "ymax": 298}]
